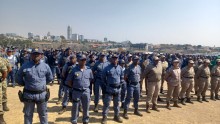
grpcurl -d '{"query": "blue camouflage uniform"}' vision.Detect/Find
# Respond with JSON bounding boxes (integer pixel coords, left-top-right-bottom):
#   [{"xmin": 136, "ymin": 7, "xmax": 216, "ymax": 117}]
[
  {"xmin": 92, "ymin": 60, "xmax": 109, "ymax": 105},
  {"xmin": 124, "ymin": 63, "xmax": 141, "ymax": 110},
  {"xmin": 16, "ymin": 50, "xmax": 53, "ymax": 124},
  {"xmin": 102, "ymin": 62, "xmax": 124, "ymax": 117},
  {"xmin": 66, "ymin": 64, "xmax": 93, "ymax": 123}
]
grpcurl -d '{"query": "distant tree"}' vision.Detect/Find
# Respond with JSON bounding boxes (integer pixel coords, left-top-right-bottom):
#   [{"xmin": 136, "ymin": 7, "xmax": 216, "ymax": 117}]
[{"xmin": 60, "ymin": 35, "xmax": 66, "ymax": 41}]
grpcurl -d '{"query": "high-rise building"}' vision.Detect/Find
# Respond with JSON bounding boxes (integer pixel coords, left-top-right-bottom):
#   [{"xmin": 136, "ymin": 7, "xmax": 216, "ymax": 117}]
[
  {"xmin": 104, "ymin": 37, "xmax": 108, "ymax": 42},
  {"xmin": 67, "ymin": 26, "xmax": 72, "ymax": 40},
  {"xmin": 78, "ymin": 35, "xmax": 84, "ymax": 42},
  {"xmin": 28, "ymin": 32, "xmax": 34, "ymax": 39},
  {"xmin": 71, "ymin": 34, "xmax": 78, "ymax": 41}
]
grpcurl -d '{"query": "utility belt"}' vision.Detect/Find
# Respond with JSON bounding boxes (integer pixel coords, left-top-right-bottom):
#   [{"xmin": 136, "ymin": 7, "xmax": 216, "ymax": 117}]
[
  {"xmin": 128, "ymin": 81, "xmax": 139, "ymax": 86},
  {"xmin": 18, "ymin": 88, "xmax": 50, "ymax": 103},
  {"xmin": 183, "ymin": 77, "xmax": 194, "ymax": 79},
  {"xmin": 72, "ymin": 88, "xmax": 87, "ymax": 92},
  {"xmin": 212, "ymin": 75, "xmax": 220, "ymax": 78},
  {"xmin": 108, "ymin": 83, "xmax": 121, "ymax": 89},
  {"xmin": 200, "ymin": 76, "xmax": 209, "ymax": 79},
  {"xmin": 23, "ymin": 89, "xmax": 46, "ymax": 94}
]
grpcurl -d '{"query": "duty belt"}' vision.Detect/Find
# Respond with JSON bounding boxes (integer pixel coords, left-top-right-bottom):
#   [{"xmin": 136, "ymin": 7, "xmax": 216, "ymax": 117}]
[
  {"xmin": 109, "ymin": 84, "xmax": 121, "ymax": 89},
  {"xmin": 183, "ymin": 77, "xmax": 194, "ymax": 79},
  {"xmin": 200, "ymin": 76, "xmax": 208, "ymax": 78},
  {"xmin": 129, "ymin": 82, "xmax": 139, "ymax": 85},
  {"xmin": 72, "ymin": 88, "xmax": 86, "ymax": 92},
  {"xmin": 23, "ymin": 89, "xmax": 46, "ymax": 94}
]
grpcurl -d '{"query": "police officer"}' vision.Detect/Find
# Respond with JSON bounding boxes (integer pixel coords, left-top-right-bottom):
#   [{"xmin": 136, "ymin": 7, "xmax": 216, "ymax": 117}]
[
  {"xmin": 92, "ymin": 53, "xmax": 109, "ymax": 112},
  {"xmin": 66, "ymin": 54, "xmax": 93, "ymax": 124},
  {"xmin": 210, "ymin": 59, "xmax": 220, "ymax": 100},
  {"xmin": 57, "ymin": 48, "xmax": 72, "ymax": 104},
  {"xmin": 179, "ymin": 60, "xmax": 195, "ymax": 105},
  {"xmin": 119, "ymin": 59, "xmax": 126, "ymax": 108},
  {"xmin": 123, "ymin": 55, "xmax": 142, "ymax": 119},
  {"xmin": 16, "ymin": 48, "xmax": 53, "ymax": 124},
  {"xmin": 195, "ymin": 59, "xmax": 211, "ymax": 102},
  {"xmin": 4, "ymin": 48, "xmax": 18, "ymax": 87},
  {"xmin": 144, "ymin": 56, "xmax": 162, "ymax": 113},
  {"xmin": 160, "ymin": 55, "xmax": 168, "ymax": 94},
  {"xmin": 165, "ymin": 59, "xmax": 182, "ymax": 110},
  {"xmin": 194, "ymin": 59, "xmax": 203, "ymax": 94},
  {"xmin": 0, "ymin": 57, "xmax": 8, "ymax": 124},
  {"xmin": 86, "ymin": 54, "xmax": 96, "ymax": 95},
  {"xmin": 139, "ymin": 52, "xmax": 150, "ymax": 96},
  {"xmin": 101, "ymin": 54, "xmax": 124, "ymax": 124},
  {"xmin": 20, "ymin": 49, "xmax": 30, "ymax": 66},
  {"xmin": 48, "ymin": 50, "xmax": 61, "ymax": 84},
  {"xmin": 58, "ymin": 55, "xmax": 77, "ymax": 114}
]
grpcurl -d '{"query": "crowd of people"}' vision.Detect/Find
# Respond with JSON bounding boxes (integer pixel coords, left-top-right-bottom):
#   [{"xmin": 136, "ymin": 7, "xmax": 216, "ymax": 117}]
[{"xmin": 0, "ymin": 46, "xmax": 220, "ymax": 124}]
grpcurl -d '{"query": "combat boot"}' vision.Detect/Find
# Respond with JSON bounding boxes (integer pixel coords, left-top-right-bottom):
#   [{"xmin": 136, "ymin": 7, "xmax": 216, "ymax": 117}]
[
  {"xmin": 186, "ymin": 98, "xmax": 194, "ymax": 104},
  {"xmin": 152, "ymin": 104, "xmax": 160, "ymax": 112},
  {"xmin": 83, "ymin": 122, "xmax": 88, "ymax": 124},
  {"xmin": 58, "ymin": 106, "xmax": 66, "ymax": 115},
  {"xmin": 101, "ymin": 116, "xmax": 107, "ymax": 124},
  {"xmin": 123, "ymin": 109, "xmax": 129, "ymax": 119},
  {"xmin": 166, "ymin": 101, "xmax": 171, "ymax": 110},
  {"xmin": 180, "ymin": 98, "xmax": 186, "ymax": 105},
  {"xmin": 173, "ymin": 101, "xmax": 181, "ymax": 108},
  {"xmin": 210, "ymin": 93, "xmax": 216, "ymax": 101},
  {"xmin": 56, "ymin": 97, "xmax": 62, "ymax": 105},
  {"xmin": 134, "ymin": 108, "xmax": 143, "ymax": 116},
  {"xmin": 146, "ymin": 103, "xmax": 151, "ymax": 113},
  {"xmin": 202, "ymin": 96, "xmax": 209, "ymax": 102},
  {"xmin": 215, "ymin": 94, "xmax": 220, "ymax": 100},
  {"xmin": 0, "ymin": 115, "xmax": 6, "ymax": 124},
  {"xmin": 3, "ymin": 102, "xmax": 9, "ymax": 111},
  {"xmin": 197, "ymin": 96, "xmax": 202, "ymax": 103},
  {"xmin": 113, "ymin": 115, "xmax": 123, "ymax": 123},
  {"xmin": 93, "ymin": 104, "xmax": 99, "ymax": 112}
]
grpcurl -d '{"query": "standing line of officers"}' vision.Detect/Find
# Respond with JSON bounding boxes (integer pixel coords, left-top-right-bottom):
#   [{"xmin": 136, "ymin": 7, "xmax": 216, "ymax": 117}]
[{"xmin": 0, "ymin": 46, "xmax": 220, "ymax": 124}]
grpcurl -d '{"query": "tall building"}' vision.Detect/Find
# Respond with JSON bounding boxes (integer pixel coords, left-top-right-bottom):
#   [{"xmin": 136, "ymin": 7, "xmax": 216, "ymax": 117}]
[
  {"xmin": 79, "ymin": 35, "xmax": 84, "ymax": 42},
  {"xmin": 28, "ymin": 32, "xmax": 34, "ymax": 39},
  {"xmin": 71, "ymin": 34, "xmax": 78, "ymax": 41},
  {"xmin": 67, "ymin": 25, "xmax": 72, "ymax": 40},
  {"xmin": 104, "ymin": 37, "xmax": 108, "ymax": 42}
]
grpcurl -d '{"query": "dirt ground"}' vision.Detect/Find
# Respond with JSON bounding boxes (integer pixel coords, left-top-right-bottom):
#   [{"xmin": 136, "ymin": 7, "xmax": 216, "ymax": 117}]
[{"xmin": 4, "ymin": 82, "xmax": 220, "ymax": 124}]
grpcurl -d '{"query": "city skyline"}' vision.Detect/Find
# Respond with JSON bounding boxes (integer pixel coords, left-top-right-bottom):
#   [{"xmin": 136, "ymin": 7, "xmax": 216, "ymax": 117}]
[{"xmin": 0, "ymin": 0, "xmax": 220, "ymax": 46}]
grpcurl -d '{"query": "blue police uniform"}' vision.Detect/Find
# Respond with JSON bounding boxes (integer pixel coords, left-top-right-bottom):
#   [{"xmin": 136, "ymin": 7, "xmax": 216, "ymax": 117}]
[
  {"xmin": 61, "ymin": 62, "xmax": 76, "ymax": 108},
  {"xmin": 66, "ymin": 65, "xmax": 93, "ymax": 124},
  {"xmin": 119, "ymin": 60, "xmax": 127, "ymax": 108},
  {"xmin": 92, "ymin": 60, "xmax": 109, "ymax": 105},
  {"xmin": 101, "ymin": 63, "xmax": 124, "ymax": 118},
  {"xmin": 124, "ymin": 64, "xmax": 141, "ymax": 110},
  {"xmin": 57, "ymin": 54, "xmax": 70, "ymax": 102},
  {"xmin": 86, "ymin": 59, "xmax": 96, "ymax": 95},
  {"xmin": 16, "ymin": 49, "xmax": 53, "ymax": 124}
]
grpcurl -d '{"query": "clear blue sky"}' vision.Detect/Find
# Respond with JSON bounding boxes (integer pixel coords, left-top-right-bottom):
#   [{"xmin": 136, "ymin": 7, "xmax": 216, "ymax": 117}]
[{"xmin": 0, "ymin": 0, "xmax": 220, "ymax": 46}]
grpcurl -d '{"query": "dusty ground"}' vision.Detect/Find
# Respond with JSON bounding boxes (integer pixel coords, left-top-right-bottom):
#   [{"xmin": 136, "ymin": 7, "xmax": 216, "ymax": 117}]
[{"xmin": 4, "ymin": 82, "xmax": 220, "ymax": 124}]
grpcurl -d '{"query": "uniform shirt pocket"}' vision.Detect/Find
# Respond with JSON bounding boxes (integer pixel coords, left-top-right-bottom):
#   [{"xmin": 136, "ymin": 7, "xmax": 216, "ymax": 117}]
[{"xmin": 38, "ymin": 69, "xmax": 47, "ymax": 78}]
